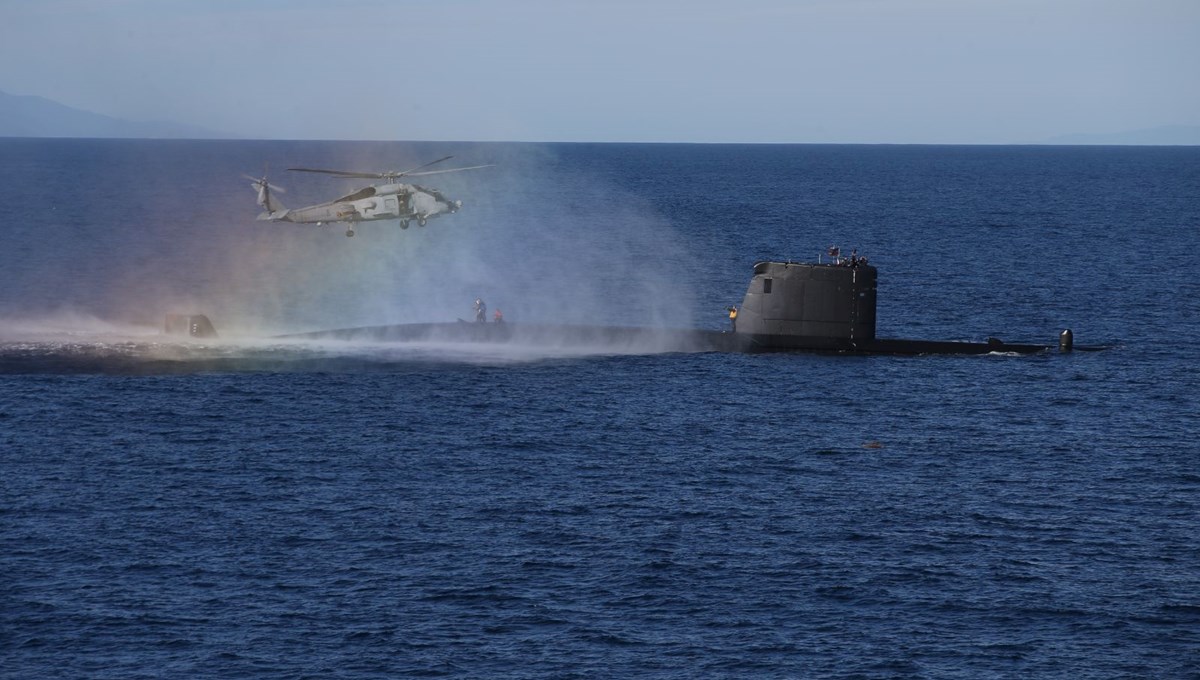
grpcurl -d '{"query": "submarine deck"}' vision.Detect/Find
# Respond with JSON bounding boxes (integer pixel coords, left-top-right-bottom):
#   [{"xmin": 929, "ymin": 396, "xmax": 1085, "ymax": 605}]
[{"xmin": 281, "ymin": 322, "xmax": 1054, "ymax": 356}]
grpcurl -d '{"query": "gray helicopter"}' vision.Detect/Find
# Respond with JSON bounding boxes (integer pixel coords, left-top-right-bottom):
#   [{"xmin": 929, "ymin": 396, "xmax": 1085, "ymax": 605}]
[{"xmin": 247, "ymin": 156, "xmax": 490, "ymax": 237}]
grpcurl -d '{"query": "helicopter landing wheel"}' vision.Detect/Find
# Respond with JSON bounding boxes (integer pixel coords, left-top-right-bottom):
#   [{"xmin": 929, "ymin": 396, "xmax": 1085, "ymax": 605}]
[
  {"xmin": 418, "ymin": 218, "xmax": 427, "ymax": 227},
  {"xmin": 346, "ymin": 229, "xmax": 355, "ymax": 237},
  {"xmin": 400, "ymin": 220, "xmax": 409, "ymax": 230}
]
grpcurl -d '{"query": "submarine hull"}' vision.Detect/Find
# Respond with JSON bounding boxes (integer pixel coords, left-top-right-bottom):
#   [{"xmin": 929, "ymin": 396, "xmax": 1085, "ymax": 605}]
[
  {"xmin": 737, "ymin": 334, "xmax": 1046, "ymax": 355},
  {"xmin": 284, "ymin": 321, "xmax": 749, "ymax": 353},
  {"xmin": 274, "ymin": 258, "xmax": 1085, "ymax": 356},
  {"xmin": 284, "ymin": 322, "xmax": 1047, "ymax": 356}
]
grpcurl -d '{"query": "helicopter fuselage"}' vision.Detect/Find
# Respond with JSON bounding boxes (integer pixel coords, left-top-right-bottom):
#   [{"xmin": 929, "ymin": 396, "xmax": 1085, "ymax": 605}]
[{"xmin": 259, "ymin": 182, "xmax": 460, "ymax": 227}]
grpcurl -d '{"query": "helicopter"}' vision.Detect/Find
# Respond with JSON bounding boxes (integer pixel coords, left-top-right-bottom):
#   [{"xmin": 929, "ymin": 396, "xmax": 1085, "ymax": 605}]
[{"xmin": 247, "ymin": 156, "xmax": 490, "ymax": 237}]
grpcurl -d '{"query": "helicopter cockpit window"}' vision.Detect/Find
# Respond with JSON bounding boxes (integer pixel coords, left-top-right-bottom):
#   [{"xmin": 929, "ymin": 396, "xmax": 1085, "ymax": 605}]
[{"xmin": 334, "ymin": 186, "xmax": 377, "ymax": 203}]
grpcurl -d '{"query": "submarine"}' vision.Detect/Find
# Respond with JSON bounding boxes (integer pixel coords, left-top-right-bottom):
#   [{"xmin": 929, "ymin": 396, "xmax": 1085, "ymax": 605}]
[{"xmin": 238, "ymin": 253, "xmax": 1089, "ymax": 355}]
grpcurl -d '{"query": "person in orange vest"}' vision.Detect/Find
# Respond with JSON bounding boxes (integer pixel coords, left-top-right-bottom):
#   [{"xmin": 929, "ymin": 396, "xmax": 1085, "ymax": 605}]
[
  {"xmin": 727, "ymin": 305, "xmax": 738, "ymax": 332},
  {"xmin": 493, "ymin": 309, "xmax": 504, "ymax": 323}
]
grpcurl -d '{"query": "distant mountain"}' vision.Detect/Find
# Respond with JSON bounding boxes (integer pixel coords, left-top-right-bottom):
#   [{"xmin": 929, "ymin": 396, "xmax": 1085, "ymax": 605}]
[
  {"xmin": 1040, "ymin": 125, "xmax": 1200, "ymax": 146},
  {"xmin": 0, "ymin": 89, "xmax": 229, "ymax": 139}
]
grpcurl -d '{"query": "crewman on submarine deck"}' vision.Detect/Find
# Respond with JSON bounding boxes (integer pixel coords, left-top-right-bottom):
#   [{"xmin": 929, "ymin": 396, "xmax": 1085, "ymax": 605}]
[
  {"xmin": 474, "ymin": 298, "xmax": 487, "ymax": 323},
  {"xmin": 727, "ymin": 305, "xmax": 738, "ymax": 332},
  {"xmin": 836, "ymin": 249, "xmax": 869, "ymax": 267},
  {"xmin": 493, "ymin": 309, "xmax": 504, "ymax": 324}
]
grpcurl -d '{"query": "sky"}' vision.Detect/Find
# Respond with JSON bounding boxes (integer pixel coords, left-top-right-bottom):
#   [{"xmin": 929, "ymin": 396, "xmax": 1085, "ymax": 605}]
[{"xmin": 1, "ymin": 0, "xmax": 1197, "ymax": 143}]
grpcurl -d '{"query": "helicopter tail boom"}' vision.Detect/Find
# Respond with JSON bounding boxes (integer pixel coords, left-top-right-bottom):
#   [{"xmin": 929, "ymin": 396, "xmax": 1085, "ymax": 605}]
[{"xmin": 257, "ymin": 208, "xmax": 291, "ymax": 221}]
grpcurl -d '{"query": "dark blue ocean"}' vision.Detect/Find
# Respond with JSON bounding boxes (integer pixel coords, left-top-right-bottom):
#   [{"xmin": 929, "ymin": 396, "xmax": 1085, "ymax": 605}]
[{"xmin": 2, "ymin": 139, "xmax": 1198, "ymax": 678}]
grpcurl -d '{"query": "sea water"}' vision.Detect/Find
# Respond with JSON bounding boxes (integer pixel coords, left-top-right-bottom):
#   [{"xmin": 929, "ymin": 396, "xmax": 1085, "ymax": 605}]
[{"xmin": 2, "ymin": 140, "xmax": 1198, "ymax": 677}]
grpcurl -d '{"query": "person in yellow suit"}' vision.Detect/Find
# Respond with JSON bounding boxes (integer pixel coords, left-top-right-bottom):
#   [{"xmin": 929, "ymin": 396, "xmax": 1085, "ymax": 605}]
[{"xmin": 727, "ymin": 305, "xmax": 738, "ymax": 332}]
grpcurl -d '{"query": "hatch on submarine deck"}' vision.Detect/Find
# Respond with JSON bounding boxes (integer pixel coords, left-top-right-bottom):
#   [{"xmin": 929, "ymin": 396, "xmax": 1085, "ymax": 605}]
[{"xmin": 164, "ymin": 314, "xmax": 218, "ymax": 339}]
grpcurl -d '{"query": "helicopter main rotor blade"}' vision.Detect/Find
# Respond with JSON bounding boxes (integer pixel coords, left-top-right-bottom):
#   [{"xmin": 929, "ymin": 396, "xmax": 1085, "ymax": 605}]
[
  {"xmin": 393, "ymin": 155, "xmax": 455, "ymax": 177},
  {"xmin": 400, "ymin": 164, "xmax": 495, "ymax": 177},
  {"xmin": 285, "ymin": 158, "xmax": 491, "ymax": 181},
  {"xmin": 286, "ymin": 167, "xmax": 382, "ymax": 179}
]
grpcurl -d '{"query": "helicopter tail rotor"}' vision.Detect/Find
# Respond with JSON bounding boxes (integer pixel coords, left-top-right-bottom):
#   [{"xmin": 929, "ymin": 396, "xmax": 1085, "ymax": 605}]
[
  {"xmin": 245, "ymin": 171, "xmax": 287, "ymax": 215},
  {"xmin": 243, "ymin": 173, "xmax": 287, "ymax": 195}
]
